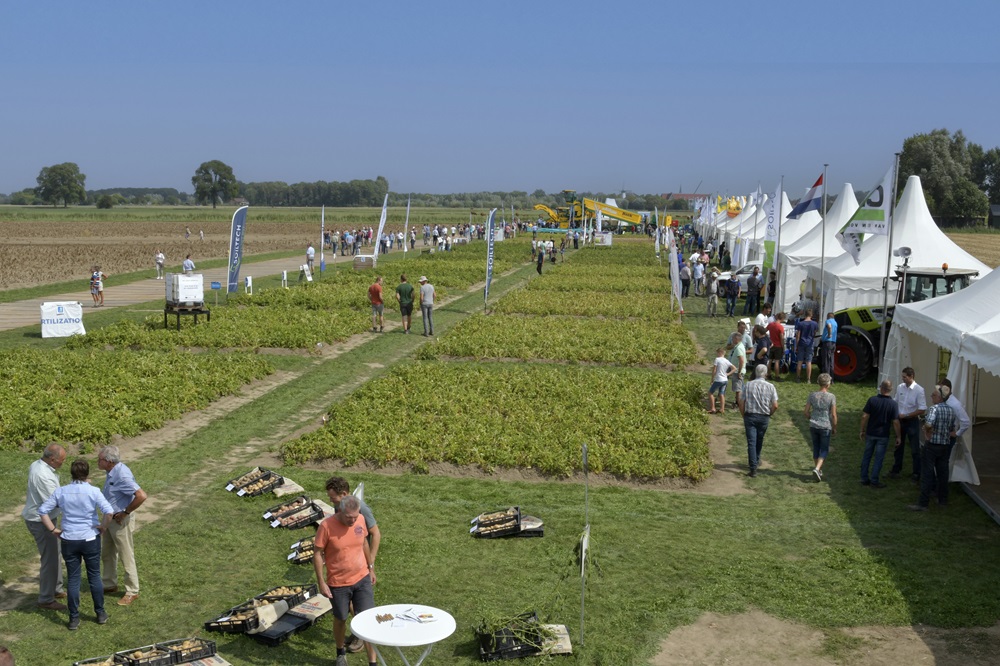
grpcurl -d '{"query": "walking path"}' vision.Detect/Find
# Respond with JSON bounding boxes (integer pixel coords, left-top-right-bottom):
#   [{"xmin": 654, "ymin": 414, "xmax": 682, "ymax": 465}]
[{"xmin": 0, "ymin": 256, "xmax": 324, "ymax": 332}]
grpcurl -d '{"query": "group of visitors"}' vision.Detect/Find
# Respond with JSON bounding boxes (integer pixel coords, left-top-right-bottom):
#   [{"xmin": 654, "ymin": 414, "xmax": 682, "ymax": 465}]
[
  {"xmin": 368, "ymin": 274, "xmax": 435, "ymax": 336},
  {"xmin": 24, "ymin": 445, "xmax": 145, "ymax": 631}
]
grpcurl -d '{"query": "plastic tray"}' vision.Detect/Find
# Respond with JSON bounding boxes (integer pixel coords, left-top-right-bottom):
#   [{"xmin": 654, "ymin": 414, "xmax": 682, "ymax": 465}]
[
  {"xmin": 263, "ymin": 496, "xmax": 311, "ymax": 520},
  {"xmin": 225, "ymin": 467, "xmax": 266, "ymax": 492},
  {"xmin": 72, "ymin": 657, "xmax": 116, "ymax": 666},
  {"xmin": 114, "ymin": 645, "xmax": 176, "ymax": 666},
  {"xmin": 477, "ymin": 612, "xmax": 544, "ymax": 662},
  {"xmin": 204, "ymin": 603, "xmax": 260, "ymax": 634},
  {"xmin": 287, "ymin": 547, "xmax": 314, "ymax": 565},
  {"xmin": 156, "ymin": 638, "xmax": 217, "ymax": 663},
  {"xmin": 269, "ymin": 502, "xmax": 323, "ymax": 529},
  {"xmin": 471, "ymin": 506, "xmax": 520, "ymax": 528},
  {"xmin": 249, "ymin": 611, "xmax": 315, "ymax": 647},
  {"xmin": 254, "ymin": 584, "xmax": 316, "ymax": 609},
  {"xmin": 236, "ymin": 470, "xmax": 284, "ymax": 498}
]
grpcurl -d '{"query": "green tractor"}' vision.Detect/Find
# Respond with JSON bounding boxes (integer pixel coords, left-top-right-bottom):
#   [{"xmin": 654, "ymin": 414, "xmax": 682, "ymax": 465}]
[{"xmin": 830, "ymin": 258, "xmax": 979, "ymax": 382}]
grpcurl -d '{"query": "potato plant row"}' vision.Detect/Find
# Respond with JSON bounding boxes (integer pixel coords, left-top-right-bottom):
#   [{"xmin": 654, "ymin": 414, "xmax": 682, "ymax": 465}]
[
  {"xmin": 491, "ymin": 289, "xmax": 667, "ymax": 320},
  {"xmin": 418, "ymin": 313, "xmax": 697, "ymax": 366},
  {"xmin": 282, "ymin": 361, "xmax": 711, "ymax": 480},
  {"xmin": 0, "ymin": 349, "xmax": 273, "ymax": 451}
]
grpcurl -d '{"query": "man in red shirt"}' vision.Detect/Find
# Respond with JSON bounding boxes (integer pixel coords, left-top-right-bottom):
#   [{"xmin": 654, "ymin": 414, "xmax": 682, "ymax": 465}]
[
  {"xmin": 313, "ymin": 495, "xmax": 377, "ymax": 666},
  {"xmin": 765, "ymin": 312, "xmax": 787, "ymax": 380},
  {"xmin": 368, "ymin": 276, "xmax": 384, "ymax": 333}
]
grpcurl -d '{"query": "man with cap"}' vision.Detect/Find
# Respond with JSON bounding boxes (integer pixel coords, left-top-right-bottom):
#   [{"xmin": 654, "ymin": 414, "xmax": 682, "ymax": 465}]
[{"xmin": 418, "ymin": 276, "xmax": 435, "ymax": 336}]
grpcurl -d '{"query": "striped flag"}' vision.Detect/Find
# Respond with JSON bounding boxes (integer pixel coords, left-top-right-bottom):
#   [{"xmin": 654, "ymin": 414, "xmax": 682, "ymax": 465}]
[{"xmin": 787, "ymin": 173, "xmax": 824, "ymax": 219}]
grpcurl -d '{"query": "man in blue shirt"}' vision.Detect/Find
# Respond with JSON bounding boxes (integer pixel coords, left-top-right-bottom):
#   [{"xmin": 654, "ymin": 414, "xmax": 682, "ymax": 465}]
[
  {"xmin": 859, "ymin": 380, "xmax": 902, "ymax": 488},
  {"xmin": 820, "ymin": 312, "xmax": 838, "ymax": 378},
  {"xmin": 98, "ymin": 446, "xmax": 147, "ymax": 606},
  {"xmin": 39, "ymin": 459, "xmax": 114, "ymax": 630}
]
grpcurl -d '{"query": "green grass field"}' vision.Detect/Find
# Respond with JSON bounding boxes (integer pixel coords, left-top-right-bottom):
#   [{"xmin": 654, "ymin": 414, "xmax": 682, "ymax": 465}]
[{"xmin": 2, "ymin": 236, "xmax": 1000, "ymax": 665}]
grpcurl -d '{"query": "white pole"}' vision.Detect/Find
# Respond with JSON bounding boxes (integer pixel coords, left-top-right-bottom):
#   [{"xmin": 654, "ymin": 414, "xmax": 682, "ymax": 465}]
[{"xmin": 818, "ymin": 164, "xmax": 829, "ymax": 316}]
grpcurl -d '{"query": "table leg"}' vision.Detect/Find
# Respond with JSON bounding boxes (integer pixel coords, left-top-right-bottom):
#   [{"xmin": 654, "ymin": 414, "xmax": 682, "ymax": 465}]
[
  {"xmin": 393, "ymin": 644, "xmax": 434, "ymax": 666},
  {"xmin": 371, "ymin": 644, "xmax": 389, "ymax": 666}
]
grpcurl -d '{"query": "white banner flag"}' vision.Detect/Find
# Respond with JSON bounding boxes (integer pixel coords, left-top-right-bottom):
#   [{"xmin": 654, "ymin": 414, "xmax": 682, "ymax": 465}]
[
  {"xmin": 402, "ymin": 195, "xmax": 411, "ymax": 254},
  {"xmin": 837, "ymin": 166, "xmax": 893, "ymax": 265},
  {"xmin": 667, "ymin": 227, "xmax": 683, "ymax": 312},
  {"xmin": 372, "ymin": 193, "xmax": 389, "ymax": 260}
]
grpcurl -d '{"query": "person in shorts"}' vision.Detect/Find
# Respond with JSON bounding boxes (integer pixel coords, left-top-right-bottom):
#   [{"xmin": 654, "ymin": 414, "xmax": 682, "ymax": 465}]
[
  {"xmin": 394, "ymin": 274, "xmax": 414, "ymax": 334},
  {"xmin": 313, "ymin": 495, "xmax": 377, "ymax": 666},
  {"xmin": 708, "ymin": 347, "xmax": 736, "ymax": 414},
  {"xmin": 368, "ymin": 276, "xmax": 384, "ymax": 333},
  {"xmin": 766, "ymin": 313, "xmax": 786, "ymax": 380}
]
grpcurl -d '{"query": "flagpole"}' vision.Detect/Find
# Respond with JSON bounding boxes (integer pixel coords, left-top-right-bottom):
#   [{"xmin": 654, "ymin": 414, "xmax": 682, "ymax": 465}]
[
  {"xmin": 818, "ymin": 164, "xmax": 829, "ymax": 317},
  {"xmin": 876, "ymin": 152, "xmax": 902, "ymax": 378},
  {"xmin": 751, "ymin": 184, "xmax": 760, "ymax": 260},
  {"xmin": 774, "ymin": 176, "xmax": 784, "ymax": 307}
]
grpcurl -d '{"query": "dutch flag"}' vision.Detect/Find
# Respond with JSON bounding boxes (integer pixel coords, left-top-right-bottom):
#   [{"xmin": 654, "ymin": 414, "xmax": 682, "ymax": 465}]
[{"xmin": 787, "ymin": 173, "xmax": 824, "ymax": 219}]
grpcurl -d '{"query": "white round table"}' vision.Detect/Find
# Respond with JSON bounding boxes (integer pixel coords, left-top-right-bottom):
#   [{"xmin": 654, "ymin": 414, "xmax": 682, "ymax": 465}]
[{"xmin": 351, "ymin": 603, "xmax": 456, "ymax": 666}]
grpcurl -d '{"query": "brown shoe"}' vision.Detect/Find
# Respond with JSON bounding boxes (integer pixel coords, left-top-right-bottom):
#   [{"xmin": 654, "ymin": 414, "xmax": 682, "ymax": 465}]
[
  {"xmin": 103, "ymin": 586, "xmax": 118, "ymax": 595},
  {"xmin": 118, "ymin": 593, "xmax": 139, "ymax": 606},
  {"xmin": 38, "ymin": 600, "xmax": 68, "ymax": 611},
  {"xmin": 55, "ymin": 592, "xmax": 68, "ymax": 599}
]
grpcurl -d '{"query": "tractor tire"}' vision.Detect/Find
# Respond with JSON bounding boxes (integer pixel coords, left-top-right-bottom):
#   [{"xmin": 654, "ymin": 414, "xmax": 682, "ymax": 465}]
[{"xmin": 834, "ymin": 333, "xmax": 872, "ymax": 383}]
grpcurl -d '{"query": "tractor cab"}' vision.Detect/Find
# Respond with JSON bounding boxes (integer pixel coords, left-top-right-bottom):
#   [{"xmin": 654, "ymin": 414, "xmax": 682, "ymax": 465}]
[{"xmin": 894, "ymin": 265, "xmax": 978, "ymax": 305}]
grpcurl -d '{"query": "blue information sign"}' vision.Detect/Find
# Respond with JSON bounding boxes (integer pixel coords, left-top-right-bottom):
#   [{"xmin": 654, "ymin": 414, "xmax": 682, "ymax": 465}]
[{"xmin": 211, "ymin": 281, "xmax": 222, "ymax": 290}]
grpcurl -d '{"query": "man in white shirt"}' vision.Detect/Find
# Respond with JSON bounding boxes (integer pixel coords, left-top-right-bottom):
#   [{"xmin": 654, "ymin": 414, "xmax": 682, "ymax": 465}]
[
  {"xmin": 23, "ymin": 444, "xmax": 67, "ymax": 610},
  {"xmin": 890, "ymin": 367, "xmax": 926, "ymax": 480},
  {"xmin": 693, "ymin": 260, "xmax": 705, "ymax": 296},
  {"xmin": 754, "ymin": 303, "xmax": 773, "ymax": 329}
]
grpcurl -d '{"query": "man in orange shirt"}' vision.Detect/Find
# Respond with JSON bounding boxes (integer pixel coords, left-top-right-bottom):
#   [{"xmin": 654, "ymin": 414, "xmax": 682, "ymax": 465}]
[
  {"xmin": 313, "ymin": 495, "xmax": 377, "ymax": 666},
  {"xmin": 368, "ymin": 276, "xmax": 384, "ymax": 333}
]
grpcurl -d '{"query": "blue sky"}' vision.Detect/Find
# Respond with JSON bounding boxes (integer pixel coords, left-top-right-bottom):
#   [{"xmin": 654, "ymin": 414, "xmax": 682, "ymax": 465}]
[{"xmin": 3, "ymin": 0, "xmax": 999, "ymax": 198}]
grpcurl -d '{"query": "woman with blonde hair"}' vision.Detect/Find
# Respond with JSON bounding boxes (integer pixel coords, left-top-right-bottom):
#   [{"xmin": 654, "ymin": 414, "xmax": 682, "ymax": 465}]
[{"xmin": 804, "ymin": 373, "xmax": 837, "ymax": 481}]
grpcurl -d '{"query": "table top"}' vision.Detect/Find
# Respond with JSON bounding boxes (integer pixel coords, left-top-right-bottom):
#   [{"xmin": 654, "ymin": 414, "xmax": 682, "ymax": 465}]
[{"xmin": 351, "ymin": 604, "xmax": 456, "ymax": 647}]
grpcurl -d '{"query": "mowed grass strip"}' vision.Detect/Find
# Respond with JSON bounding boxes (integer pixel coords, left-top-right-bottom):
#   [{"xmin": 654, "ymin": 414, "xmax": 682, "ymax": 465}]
[
  {"xmin": 283, "ymin": 361, "xmax": 711, "ymax": 480},
  {"xmin": 418, "ymin": 313, "xmax": 697, "ymax": 366}
]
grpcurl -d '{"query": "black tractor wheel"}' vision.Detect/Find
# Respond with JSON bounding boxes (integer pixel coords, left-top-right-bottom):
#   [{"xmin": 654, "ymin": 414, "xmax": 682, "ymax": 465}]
[{"xmin": 834, "ymin": 333, "xmax": 872, "ymax": 383}]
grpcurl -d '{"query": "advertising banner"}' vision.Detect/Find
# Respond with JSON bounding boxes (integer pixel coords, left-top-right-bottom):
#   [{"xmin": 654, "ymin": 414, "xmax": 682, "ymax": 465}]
[
  {"xmin": 41, "ymin": 302, "xmax": 85, "ymax": 338},
  {"xmin": 227, "ymin": 206, "xmax": 249, "ymax": 293}
]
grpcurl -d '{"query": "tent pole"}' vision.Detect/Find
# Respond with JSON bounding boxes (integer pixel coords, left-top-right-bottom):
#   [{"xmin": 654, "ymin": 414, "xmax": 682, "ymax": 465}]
[
  {"xmin": 876, "ymin": 153, "xmax": 902, "ymax": 382},
  {"xmin": 818, "ymin": 164, "xmax": 829, "ymax": 318}
]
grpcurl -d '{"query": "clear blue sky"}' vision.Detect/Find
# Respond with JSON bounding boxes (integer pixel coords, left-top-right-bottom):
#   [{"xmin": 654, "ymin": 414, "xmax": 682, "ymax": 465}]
[{"xmin": 3, "ymin": 0, "xmax": 999, "ymax": 198}]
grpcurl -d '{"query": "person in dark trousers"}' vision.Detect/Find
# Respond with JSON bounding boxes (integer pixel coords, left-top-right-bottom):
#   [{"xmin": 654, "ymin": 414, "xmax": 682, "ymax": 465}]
[
  {"xmin": 859, "ymin": 380, "xmax": 901, "ymax": 488},
  {"xmin": 536, "ymin": 249, "xmax": 544, "ymax": 275},
  {"xmin": 908, "ymin": 388, "xmax": 956, "ymax": 511}
]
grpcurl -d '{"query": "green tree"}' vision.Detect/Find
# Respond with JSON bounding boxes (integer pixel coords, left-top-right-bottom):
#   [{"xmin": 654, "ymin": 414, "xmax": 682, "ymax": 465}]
[
  {"xmin": 973, "ymin": 147, "xmax": 1000, "ymax": 205},
  {"xmin": 897, "ymin": 129, "xmax": 988, "ymax": 221},
  {"xmin": 35, "ymin": 162, "xmax": 86, "ymax": 207},
  {"xmin": 191, "ymin": 160, "xmax": 239, "ymax": 208},
  {"xmin": 95, "ymin": 194, "xmax": 115, "ymax": 209},
  {"xmin": 10, "ymin": 188, "xmax": 37, "ymax": 205}
]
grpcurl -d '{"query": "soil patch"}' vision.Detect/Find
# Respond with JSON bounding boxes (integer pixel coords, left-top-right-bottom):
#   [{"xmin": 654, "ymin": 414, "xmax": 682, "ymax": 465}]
[{"xmin": 651, "ymin": 610, "xmax": 1000, "ymax": 665}]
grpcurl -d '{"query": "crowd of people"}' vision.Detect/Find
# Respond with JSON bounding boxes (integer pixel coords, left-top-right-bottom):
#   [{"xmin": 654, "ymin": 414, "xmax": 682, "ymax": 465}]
[{"xmin": 24, "ymin": 445, "xmax": 145, "ymax": 631}]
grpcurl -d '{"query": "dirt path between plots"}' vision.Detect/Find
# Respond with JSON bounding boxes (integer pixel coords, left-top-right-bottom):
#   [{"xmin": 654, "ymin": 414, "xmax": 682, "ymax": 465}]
[{"xmin": 651, "ymin": 610, "xmax": 1000, "ymax": 665}]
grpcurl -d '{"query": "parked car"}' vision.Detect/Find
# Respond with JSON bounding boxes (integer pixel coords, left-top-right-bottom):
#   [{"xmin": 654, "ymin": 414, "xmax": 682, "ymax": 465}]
[{"xmin": 717, "ymin": 260, "xmax": 763, "ymax": 283}]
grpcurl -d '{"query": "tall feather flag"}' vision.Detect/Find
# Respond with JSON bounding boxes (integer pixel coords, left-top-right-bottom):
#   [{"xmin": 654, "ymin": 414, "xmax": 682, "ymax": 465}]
[
  {"xmin": 761, "ymin": 181, "xmax": 781, "ymax": 277},
  {"xmin": 666, "ymin": 226, "xmax": 683, "ymax": 313},
  {"xmin": 836, "ymin": 166, "xmax": 893, "ymax": 266},
  {"xmin": 484, "ymin": 208, "xmax": 497, "ymax": 307},
  {"xmin": 227, "ymin": 206, "xmax": 248, "ymax": 293},
  {"xmin": 372, "ymin": 193, "xmax": 389, "ymax": 261},
  {"xmin": 320, "ymin": 205, "xmax": 326, "ymax": 272},
  {"xmin": 653, "ymin": 207, "xmax": 660, "ymax": 258},
  {"xmin": 402, "ymin": 195, "xmax": 411, "ymax": 254},
  {"xmin": 787, "ymin": 173, "xmax": 824, "ymax": 219}
]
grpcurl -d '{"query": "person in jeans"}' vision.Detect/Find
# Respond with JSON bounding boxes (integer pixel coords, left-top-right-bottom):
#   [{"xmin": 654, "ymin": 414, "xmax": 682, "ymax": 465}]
[
  {"xmin": 739, "ymin": 365, "xmax": 779, "ymax": 478},
  {"xmin": 38, "ymin": 459, "xmax": 114, "ymax": 631},
  {"xmin": 890, "ymin": 367, "xmax": 926, "ymax": 480},
  {"xmin": 724, "ymin": 274, "xmax": 741, "ymax": 317},
  {"xmin": 418, "ymin": 276, "xmax": 435, "ymax": 336},
  {"xmin": 820, "ymin": 312, "xmax": 838, "ymax": 377},
  {"xmin": 908, "ymin": 388, "xmax": 956, "ymax": 511},
  {"xmin": 743, "ymin": 266, "xmax": 763, "ymax": 315},
  {"xmin": 804, "ymin": 373, "xmax": 838, "ymax": 481},
  {"xmin": 859, "ymin": 380, "xmax": 901, "ymax": 488}
]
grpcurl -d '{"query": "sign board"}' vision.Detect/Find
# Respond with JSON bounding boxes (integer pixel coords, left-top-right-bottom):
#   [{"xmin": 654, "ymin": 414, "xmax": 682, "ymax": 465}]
[
  {"xmin": 165, "ymin": 273, "xmax": 205, "ymax": 304},
  {"xmin": 211, "ymin": 281, "xmax": 222, "ymax": 290},
  {"xmin": 40, "ymin": 302, "xmax": 85, "ymax": 338},
  {"xmin": 353, "ymin": 254, "xmax": 376, "ymax": 271},
  {"xmin": 595, "ymin": 232, "xmax": 614, "ymax": 246}
]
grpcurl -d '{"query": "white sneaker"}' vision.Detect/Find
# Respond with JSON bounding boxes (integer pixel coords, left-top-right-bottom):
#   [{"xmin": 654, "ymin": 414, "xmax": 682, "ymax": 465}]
[{"xmin": 813, "ymin": 468, "xmax": 822, "ymax": 481}]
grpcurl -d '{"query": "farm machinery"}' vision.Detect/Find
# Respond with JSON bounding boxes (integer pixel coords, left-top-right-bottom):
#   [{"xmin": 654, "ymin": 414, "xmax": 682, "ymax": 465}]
[
  {"xmin": 828, "ymin": 256, "xmax": 979, "ymax": 382},
  {"xmin": 533, "ymin": 190, "xmax": 642, "ymax": 228}
]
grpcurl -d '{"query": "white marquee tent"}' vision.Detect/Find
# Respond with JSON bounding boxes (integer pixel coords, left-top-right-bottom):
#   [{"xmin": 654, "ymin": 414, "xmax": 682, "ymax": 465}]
[
  {"xmin": 805, "ymin": 175, "xmax": 991, "ymax": 314},
  {"xmin": 776, "ymin": 183, "xmax": 859, "ymax": 314},
  {"xmin": 882, "ymin": 266, "xmax": 1000, "ymax": 486}
]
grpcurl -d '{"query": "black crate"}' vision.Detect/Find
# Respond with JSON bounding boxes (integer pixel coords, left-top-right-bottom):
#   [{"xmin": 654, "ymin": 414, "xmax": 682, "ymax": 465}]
[
  {"xmin": 114, "ymin": 645, "xmax": 176, "ymax": 666},
  {"xmin": 287, "ymin": 547, "xmax": 314, "ymax": 565},
  {"xmin": 249, "ymin": 611, "xmax": 317, "ymax": 647},
  {"xmin": 254, "ymin": 584, "xmax": 317, "ymax": 609},
  {"xmin": 155, "ymin": 638, "xmax": 216, "ymax": 663},
  {"xmin": 236, "ymin": 470, "xmax": 284, "ymax": 497},
  {"xmin": 204, "ymin": 603, "xmax": 260, "ymax": 634},
  {"xmin": 290, "ymin": 536, "xmax": 315, "ymax": 551},
  {"xmin": 73, "ymin": 657, "xmax": 116, "ymax": 666},
  {"xmin": 263, "ymin": 496, "xmax": 311, "ymax": 521},
  {"xmin": 472, "ymin": 506, "xmax": 520, "ymax": 528},
  {"xmin": 269, "ymin": 502, "xmax": 323, "ymax": 529},
  {"xmin": 477, "ymin": 613, "xmax": 544, "ymax": 662},
  {"xmin": 225, "ymin": 467, "xmax": 266, "ymax": 492}
]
